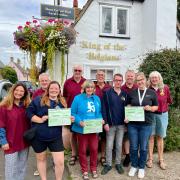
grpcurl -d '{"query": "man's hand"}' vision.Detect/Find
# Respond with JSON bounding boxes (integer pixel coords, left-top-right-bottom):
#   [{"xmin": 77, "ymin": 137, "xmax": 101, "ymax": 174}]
[
  {"xmin": 104, "ymin": 124, "xmax": 109, "ymax": 132},
  {"xmin": 124, "ymin": 118, "xmax": 129, "ymax": 123},
  {"xmin": 2, "ymin": 143, "xmax": 9, "ymax": 151}
]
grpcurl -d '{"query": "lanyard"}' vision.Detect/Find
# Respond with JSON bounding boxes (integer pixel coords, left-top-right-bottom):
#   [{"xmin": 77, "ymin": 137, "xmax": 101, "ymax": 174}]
[{"xmin": 138, "ymin": 88, "xmax": 147, "ymax": 106}]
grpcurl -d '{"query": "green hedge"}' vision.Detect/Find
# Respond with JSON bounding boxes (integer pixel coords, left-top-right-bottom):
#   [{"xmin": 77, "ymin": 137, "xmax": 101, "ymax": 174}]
[
  {"xmin": 139, "ymin": 49, "xmax": 180, "ymax": 151},
  {"xmin": 165, "ymin": 108, "xmax": 180, "ymax": 151}
]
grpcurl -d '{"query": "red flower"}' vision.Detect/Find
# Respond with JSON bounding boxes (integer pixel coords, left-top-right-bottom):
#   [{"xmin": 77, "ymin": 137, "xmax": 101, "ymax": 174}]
[
  {"xmin": 64, "ymin": 20, "xmax": 69, "ymax": 25},
  {"xmin": 26, "ymin": 21, "xmax": 31, "ymax": 25},
  {"xmin": 18, "ymin": 26, "xmax": 23, "ymax": 30},
  {"xmin": 48, "ymin": 19, "xmax": 54, "ymax": 23},
  {"xmin": 33, "ymin": 20, "xmax": 38, "ymax": 24}
]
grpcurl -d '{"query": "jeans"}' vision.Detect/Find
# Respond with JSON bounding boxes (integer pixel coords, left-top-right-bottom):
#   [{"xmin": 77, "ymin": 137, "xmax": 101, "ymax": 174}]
[
  {"xmin": 128, "ymin": 124, "xmax": 152, "ymax": 169},
  {"xmin": 106, "ymin": 125, "xmax": 124, "ymax": 166}
]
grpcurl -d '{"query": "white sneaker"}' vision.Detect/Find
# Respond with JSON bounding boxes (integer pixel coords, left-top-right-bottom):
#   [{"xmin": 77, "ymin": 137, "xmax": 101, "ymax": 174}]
[
  {"xmin": 138, "ymin": 169, "xmax": 145, "ymax": 179},
  {"xmin": 128, "ymin": 167, "xmax": 138, "ymax": 177}
]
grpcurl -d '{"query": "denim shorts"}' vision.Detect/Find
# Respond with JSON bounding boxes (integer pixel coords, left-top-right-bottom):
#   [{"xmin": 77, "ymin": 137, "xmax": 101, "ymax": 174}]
[{"xmin": 151, "ymin": 112, "xmax": 168, "ymax": 138}]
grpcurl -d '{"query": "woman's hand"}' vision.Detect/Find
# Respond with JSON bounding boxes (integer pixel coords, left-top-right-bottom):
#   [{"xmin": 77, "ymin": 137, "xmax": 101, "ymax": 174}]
[
  {"xmin": 144, "ymin": 105, "xmax": 152, "ymax": 112},
  {"xmin": 104, "ymin": 124, "xmax": 109, "ymax": 132},
  {"xmin": 102, "ymin": 120, "xmax": 105, "ymax": 125},
  {"xmin": 2, "ymin": 143, "xmax": 9, "ymax": 151},
  {"xmin": 80, "ymin": 121, "xmax": 85, "ymax": 127},
  {"xmin": 124, "ymin": 118, "xmax": 129, "ymax": 123},
  {"xmin": 70, "ymin": 116, "xmax": 75, "ymax": 123},
  {"xmin": 41, "ymin": 115, "xmax": 48, "ymax": 123}
]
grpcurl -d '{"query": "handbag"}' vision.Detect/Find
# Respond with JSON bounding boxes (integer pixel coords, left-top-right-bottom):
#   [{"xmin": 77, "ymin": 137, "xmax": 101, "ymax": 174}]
[{"xmin": 23, "ymin": 126, "xmax": 37, "ymax": 143}]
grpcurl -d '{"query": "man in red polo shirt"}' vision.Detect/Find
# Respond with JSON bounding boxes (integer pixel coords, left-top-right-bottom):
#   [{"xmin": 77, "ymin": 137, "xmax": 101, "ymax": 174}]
[
  {"xmin": 121, "ymin": 70, "xmax": 138, "ymax": 167},
  {"xmin": 63, "ymin": 65, "xmax": 86, "ymax": 165},
  {"xmin": 32, "ymin": 73, "xmax": 50, "ymax": 176},
  {"xmin": 95, "ymin": 70, "xmax": 111, "ymax": 166},
  {"xmin": 32, "ymin": 73, "xmax": 50, "ymax": 99}
]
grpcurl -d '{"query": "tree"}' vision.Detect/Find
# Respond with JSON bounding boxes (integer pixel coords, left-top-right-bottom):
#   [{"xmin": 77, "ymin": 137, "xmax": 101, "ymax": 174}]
[
  {"xmin": 0, "ymin": 66, "xmax": 18, "ymax": 83},
  {"xmin": 139, "ymin": 49, "xmax": 180, "ymax": 108}
]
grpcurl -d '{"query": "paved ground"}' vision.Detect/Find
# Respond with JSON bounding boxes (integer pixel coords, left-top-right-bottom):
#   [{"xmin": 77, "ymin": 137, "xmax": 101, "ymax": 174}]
[
  {"xmin": 1, "ymin": 150, "xmax": 180, "ymax": 180},
  {"xmin": 0, "ymin": 148, "xmax": 69, "ymax": 180},
  {"xmin": 67, "ymin": 152, "xmax": 180, "ymax": 180}
]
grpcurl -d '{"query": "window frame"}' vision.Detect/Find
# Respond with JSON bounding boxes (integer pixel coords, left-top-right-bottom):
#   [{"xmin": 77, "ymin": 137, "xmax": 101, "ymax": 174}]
[{"xmin": 99, "ymin": 4, "xmax": 130, "ymax": 38}]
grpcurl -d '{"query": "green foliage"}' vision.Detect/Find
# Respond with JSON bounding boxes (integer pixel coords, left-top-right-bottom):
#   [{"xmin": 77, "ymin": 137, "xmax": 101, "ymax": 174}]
[
  {"xmin": 164, "ymin": 108, "xmax": 180, "ymax": 151},
  {"xmin": 139, "ymin": 49, "xmax": 180, "ymax": 151},
  {"xmin": 139, "ymin": 49, "xmax": 180, "ymax": 108},
  {"xmin": 0, "ymin": 66, "xmax": 18, "ymax": 83}
]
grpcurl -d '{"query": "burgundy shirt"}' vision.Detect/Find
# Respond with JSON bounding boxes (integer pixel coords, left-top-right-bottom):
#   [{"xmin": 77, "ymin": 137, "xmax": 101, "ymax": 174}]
[
  {"xmin": 0, "ymin": 104, "xmax": 30, "ymax": 154},
  {"xmin": 121, "ymin": 83, "xmax": 138, "ymax": 94},
  {"xmin": 63, "ymin": 76, "xmax": 86, "ymax": 107},
  {"xmin": 32, "ymin": 88, "xmax": 45, "ymax": 99},
  {"xmin": 150, "ymin": 85, "xmax": 172, "ymax": 113},
  {"xmin": 95, "ymin": 83, "xmax": 111, "ymax": 100}
]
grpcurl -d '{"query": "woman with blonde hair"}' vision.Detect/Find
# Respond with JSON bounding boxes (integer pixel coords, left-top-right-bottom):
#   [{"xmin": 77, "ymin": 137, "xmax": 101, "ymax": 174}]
[
  {"xmin": 71, "ymin": 80, "xmax": 103, "ymax": 180},
  {"xmin": 125, "ymin": 72, "xmax": 158, "ymax": 179},
  {"xmin": 0, "ymin": 82, "xmax": 30, "ymax": 180},
  {"xmin": 146, "ymin": 71, "xmax": 172, "ymax": 170},
  {"xmin": 26, "ymin": 81, "xmax": 68, "ymax": 180}
]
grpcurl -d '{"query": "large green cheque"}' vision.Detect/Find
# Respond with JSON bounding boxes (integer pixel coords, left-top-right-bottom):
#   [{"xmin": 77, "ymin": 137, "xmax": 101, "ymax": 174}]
[
  {"xmin": 125, "ymin": 107, "xmax": 145, "ymax": 122},
  {"xmin": 83, "ymin": 119, "xmax": 103, "ymax": 134},
  {"xmin": 48, "ymin": 108, "xmax": 71, "ymax": 126}
]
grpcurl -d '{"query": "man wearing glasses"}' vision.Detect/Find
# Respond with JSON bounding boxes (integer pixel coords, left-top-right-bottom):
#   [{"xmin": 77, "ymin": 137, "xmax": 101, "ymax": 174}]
[
  {"xmin": 63, "ymin": 65, "xmax": 86, "ymax": 166},
  {"xmin": 101, "ymin": 73, "xmax": 127, "ymax": 175}
]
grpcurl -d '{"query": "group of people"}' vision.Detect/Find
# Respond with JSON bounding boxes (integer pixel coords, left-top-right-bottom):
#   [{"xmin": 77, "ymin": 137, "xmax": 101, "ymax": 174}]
[{"xmin": 0, "ymin": 65, "xmax": 172, "ymax": 180}]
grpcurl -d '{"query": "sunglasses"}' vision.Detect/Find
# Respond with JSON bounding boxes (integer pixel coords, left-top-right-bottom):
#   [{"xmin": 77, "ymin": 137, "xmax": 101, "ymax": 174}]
[{"xmin": 74, "ymin": 69, "xmax": 82, "ymax": 72}]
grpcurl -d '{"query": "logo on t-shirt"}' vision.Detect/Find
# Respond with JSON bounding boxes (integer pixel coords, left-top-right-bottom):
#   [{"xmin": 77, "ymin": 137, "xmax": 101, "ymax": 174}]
[{"xmin": 87, "ymin": 101, "xmax": 95, "ymax": 112}]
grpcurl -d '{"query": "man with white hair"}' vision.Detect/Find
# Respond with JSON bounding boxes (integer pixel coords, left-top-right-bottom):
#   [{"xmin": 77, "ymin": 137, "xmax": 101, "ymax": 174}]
[
  {"xmin": 32, "ymin": 73, "xmax": 51, "ymax": 99},
  {"xmin": 32, "ymin": 73, "xmax": 51, "ymax": 176},
  {"xmin": 63, "ymin": 65, "xmax": 86, "ymax": 165},
  {"xmin": 95, "ymin": 70, "xmax": 111, "ymax": 166}
]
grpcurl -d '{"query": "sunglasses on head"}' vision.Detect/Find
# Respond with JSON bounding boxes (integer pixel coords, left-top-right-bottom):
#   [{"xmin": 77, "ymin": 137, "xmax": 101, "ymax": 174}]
[{"xmin": 74, "ymin": 69, "xmax": 82, "ymax": 72}]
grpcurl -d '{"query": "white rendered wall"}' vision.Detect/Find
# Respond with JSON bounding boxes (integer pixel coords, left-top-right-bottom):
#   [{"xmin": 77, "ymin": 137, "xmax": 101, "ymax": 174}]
[
  {"xmin": 156, "ymin": 0, "xmax": 177, "ymax": 49},
  {"xmin": 68, "ymin": 0, "xmax": 144, "ymax": 79},
  {"xmin": 142, "ymin": 0, "xmax": 177, "ymax": 51},
  {"xmin": 66, "ymin": 0, "xmax": 177, "ymax": 80}
]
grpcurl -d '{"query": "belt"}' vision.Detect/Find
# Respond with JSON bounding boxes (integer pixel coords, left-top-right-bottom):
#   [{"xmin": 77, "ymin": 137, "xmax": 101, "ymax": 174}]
[{"xmin": 154, "ymin": 111, "xmax": 167, "ymax": 114}]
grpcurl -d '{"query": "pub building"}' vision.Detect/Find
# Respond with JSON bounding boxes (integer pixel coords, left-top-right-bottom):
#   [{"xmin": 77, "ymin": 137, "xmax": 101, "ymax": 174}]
[{"xmin": 54, "ymin": 0, "xmax": 177, "ymax": 83}]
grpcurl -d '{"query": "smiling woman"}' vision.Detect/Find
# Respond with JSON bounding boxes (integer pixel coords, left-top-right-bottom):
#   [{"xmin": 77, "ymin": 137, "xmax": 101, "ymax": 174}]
[
  {"xmin": 26, "ymin": 80, "xmax": 70, "ymax": 180},
  {"xmin": 126, "ymin": 72, "xmax": 158, "ymax": 179},
  {"xmin": 0, "ymin": 82, "xmax": 30, "ymax": 180}
]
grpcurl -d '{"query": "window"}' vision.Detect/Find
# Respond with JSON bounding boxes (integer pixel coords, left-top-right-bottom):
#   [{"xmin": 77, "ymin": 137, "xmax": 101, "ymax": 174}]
[{"xmin": 100, "ymin": 5, "xmax": 130, "ymax": 37}]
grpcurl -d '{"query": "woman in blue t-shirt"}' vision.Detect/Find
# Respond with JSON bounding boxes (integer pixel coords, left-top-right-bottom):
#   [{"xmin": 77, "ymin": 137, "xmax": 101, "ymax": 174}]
[
  {"xmin": 71, "ymin": 80, "xmax": 103, "ymax": 180},
  {"xmin": 26, "ymin": 81, "xmax": 68, "ymax": 180}
]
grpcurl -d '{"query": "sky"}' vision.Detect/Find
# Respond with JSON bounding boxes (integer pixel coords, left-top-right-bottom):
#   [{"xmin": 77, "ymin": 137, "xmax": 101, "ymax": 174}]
[{"xmin": 0, "ymin": 0, "xmax": 87, "ymax": 66}]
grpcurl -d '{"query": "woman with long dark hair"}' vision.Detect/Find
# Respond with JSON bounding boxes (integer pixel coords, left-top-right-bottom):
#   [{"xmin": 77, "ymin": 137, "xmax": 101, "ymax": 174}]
[{"xmin": 0, "ymin": 83, "xmax": 30, "ymax": 180}]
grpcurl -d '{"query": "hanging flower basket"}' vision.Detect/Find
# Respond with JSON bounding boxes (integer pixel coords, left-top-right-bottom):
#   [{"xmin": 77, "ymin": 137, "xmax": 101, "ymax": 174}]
[{"xmin": 14, "ymin": 19, "xmax": 76, "ymax": 83}]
